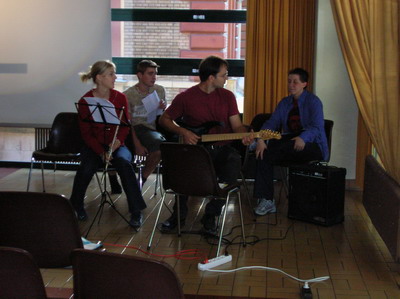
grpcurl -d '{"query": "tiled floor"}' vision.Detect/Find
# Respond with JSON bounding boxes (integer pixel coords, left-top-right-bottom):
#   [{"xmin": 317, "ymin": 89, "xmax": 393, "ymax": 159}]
[{"xmin": 1, "ymin": 167, "xmax": 400, "ymax": 298}]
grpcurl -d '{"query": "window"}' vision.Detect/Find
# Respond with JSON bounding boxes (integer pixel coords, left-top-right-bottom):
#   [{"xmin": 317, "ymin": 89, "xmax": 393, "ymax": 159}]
[{"xmin": 111, "ymin": 0, "xmax": 246, "ymax": 111}]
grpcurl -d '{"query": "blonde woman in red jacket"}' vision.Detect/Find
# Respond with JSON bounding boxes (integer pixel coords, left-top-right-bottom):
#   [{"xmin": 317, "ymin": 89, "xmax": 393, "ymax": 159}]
[{"xmin": 70, "ymin": 60, "xmax": 146, "ymax": 228}]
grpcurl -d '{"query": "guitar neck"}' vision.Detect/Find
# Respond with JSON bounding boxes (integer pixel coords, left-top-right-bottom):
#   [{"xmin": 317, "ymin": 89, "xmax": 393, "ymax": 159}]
[{"xmin": 201, "ymin": 132, "xmax": 261, "ymax": 142}]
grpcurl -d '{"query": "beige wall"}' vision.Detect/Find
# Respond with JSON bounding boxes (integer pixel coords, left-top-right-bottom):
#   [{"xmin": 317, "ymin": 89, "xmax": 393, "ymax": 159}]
[
  {"xmin": 0, "ymin": 0, "xmax": 111, "ymax": 125},
  {"xmin": 315, "ymin": 0, "xmax": 358, "ymax": 179}
]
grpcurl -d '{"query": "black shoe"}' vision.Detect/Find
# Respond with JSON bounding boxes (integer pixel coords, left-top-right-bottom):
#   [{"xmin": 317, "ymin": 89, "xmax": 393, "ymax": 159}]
[
  {"xmin": 76, "ymin": 209, "xmax": 88, "ymax": 221},
  {"xmin": 109, "ymin": 174, "xmax": 122, "ymax": 194},
  {"xmin": 200, "ymin": 214, "xmax": 217, "ymax": 235},
  {"xmin": 129, "ymin": 212, "xmax": 143, "ymax": 228},
  {"xmin": 161, "ymin": 215, "xmax": 186, "ymax": 232},
  {"xmin": 111, "ymin": 185, "xmax": 122, "ymax": 194}
]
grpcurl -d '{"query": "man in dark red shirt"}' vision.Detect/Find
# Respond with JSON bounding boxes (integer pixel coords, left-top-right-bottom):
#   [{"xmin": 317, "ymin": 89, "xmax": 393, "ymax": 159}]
[{"xmin": 158, "ymin": 56, "xmax": 247, "ymax": 234}]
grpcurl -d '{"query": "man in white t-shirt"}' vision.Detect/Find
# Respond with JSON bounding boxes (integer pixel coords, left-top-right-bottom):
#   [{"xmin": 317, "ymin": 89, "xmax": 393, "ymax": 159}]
[{"xmin": 123, "ymin": 60, "xmax": 167, "ymax": 185}]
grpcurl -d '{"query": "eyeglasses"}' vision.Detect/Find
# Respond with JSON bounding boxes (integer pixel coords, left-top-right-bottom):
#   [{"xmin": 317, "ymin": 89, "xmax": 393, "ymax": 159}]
[{"xmin": 217, "ymin": 72, "xmax": 228, "ymax": 78}]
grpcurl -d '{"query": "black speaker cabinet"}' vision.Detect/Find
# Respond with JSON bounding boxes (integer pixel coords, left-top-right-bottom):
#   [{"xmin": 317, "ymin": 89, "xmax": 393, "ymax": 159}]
[{"xmin": 288, "ymin": 164, "xmax": 346, "ymax": 226}]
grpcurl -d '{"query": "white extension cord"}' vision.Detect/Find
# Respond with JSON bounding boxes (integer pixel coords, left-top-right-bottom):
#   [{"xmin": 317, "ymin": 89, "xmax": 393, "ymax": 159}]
[
  {"xmin": 203, "ymin": 265, "xmax": 329, "ymax": 283},
  {"xmin": 198, "ymin": 255, "xmax": 232, "ymax": 271},
  {"xmin": 200, "ymin": 263, "xmax": 329, "ymax": 298}
]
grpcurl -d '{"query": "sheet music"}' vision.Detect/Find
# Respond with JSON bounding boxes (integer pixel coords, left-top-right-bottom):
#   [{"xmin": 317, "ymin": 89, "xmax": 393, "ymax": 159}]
[
  {"xmin": 83, "ymin": 97, "xmax": 120, "ymax": 124},
  {"xmin": 142, "ymin": 91, "xmax": 164, "ymax": 124}
]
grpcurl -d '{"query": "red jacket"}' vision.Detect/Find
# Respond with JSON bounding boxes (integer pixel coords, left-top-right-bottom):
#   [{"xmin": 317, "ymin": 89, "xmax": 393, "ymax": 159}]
[{"xmin": 77, "ymin": 89, "xmax": 130, "ymax": 156}]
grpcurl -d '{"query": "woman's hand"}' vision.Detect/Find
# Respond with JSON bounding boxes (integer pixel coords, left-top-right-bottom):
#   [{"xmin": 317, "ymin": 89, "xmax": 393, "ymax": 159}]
[
  {"xmin": 102, "ymin": 151, "xmax": 113, "ymax": 163},
  {"xmin": 109, "ymin": 139, "xmax": 121, "ymax": 153}
]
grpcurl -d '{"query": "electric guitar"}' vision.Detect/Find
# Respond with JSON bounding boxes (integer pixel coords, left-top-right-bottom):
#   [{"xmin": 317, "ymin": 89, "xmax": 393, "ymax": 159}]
[
  {"xmin": 199, "ymin": 130, "xmax": 281, "ymax": 143},
  {"xmin": 175, "ymin": 121, "xmax": 281, "ymax": 143}
]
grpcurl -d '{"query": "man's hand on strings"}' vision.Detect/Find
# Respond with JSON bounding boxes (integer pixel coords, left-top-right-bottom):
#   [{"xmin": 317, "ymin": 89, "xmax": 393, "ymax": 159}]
[{"xmin": 242, "ymin": 130, "xmax": 255, "ymax": 146}]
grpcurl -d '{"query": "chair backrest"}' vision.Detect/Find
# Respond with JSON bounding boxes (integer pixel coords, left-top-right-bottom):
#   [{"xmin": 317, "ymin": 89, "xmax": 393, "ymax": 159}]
[
  {"xmin": 71, "ymin": 249, "xmax": 184, "ymax": 299},
  {"xmin": 250, "ymin": 113, "xmax": 272, "ymax": 131},
  {"xmin": 160, "ymin": 143, "xmax": 220, "ymax": 197},
  {"xmin": 0, "ymin": 191, "xmax": 83, "ymax": 268},
  {"xmin": 0, "ymin": 247, "xmax": 47, "ymax": 299},
  {"xmin": 47, "ymin": 112, "xmax": 84, "ymax": 154}
]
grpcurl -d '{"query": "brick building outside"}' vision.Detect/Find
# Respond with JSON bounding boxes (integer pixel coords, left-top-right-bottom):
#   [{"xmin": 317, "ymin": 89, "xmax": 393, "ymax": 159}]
[{"xmin": 112, "ymin": 0, "xmax": 246, "ymax": 110}]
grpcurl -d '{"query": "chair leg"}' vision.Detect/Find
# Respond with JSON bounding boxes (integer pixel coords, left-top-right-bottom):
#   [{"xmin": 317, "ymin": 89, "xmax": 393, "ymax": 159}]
[
  {"xmin": 240, "ymin": 171, "xmax": 256, "ymax": 221},
  {"xmin": 279, "ymin": 166, "xmax": 289, "ymax": 197},
  {"xmin": 153, "ymin": 163, "xmax": 159, "ymax": 196},
  {"xmin": 133, "ymin": 155, "xmax": 146, "ymax": 192},
  {"xmin": 138, "ymin": 165, "xmax": 144, "ymax": 192},
  {"xmin": 40, "ymin": 162, "xmax": 45, "ymax": 192},
  {"xmin": 176, "ymin": 195, "xmax": 182, "ymax": 237},
  {"xmin": 240, "ymin": 172, "xmax": 253, "ymax": 207},
  {"xmin": 216, "ymin": 189, "xmax": 236, "ymax": 257},
  {"xmin": 237, "ymin": 191, "xmax": 247, "ymax": 248},
  {"xmin": 147, "ymin": 192, "xmax": 167, "ymax": 250},
  {"xmin": 26, "ymin": 158, "xmax": 35, "ymax": 191},
  {"xmin": 153, "ymin": 163, "xmax": 163, "ymax": 197}
]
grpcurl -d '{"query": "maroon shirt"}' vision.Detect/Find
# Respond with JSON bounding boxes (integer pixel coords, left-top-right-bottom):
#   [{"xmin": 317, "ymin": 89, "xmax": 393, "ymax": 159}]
[{"xmin": 166, "ymin": 85, "xmax": 239, "ymax": 145}]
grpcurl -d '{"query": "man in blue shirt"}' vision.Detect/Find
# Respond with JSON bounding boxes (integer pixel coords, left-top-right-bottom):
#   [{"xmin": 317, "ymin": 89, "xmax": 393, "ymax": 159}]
[{"xmin": 243, "ymin": 68, "xmax": 328, "ymax": 215}]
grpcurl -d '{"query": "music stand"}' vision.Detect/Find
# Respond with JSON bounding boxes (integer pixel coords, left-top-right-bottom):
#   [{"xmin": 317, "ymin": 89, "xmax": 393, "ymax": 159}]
[{"xmin": 75, "ymin": 98, "xmax": 133, "ymax": 237}]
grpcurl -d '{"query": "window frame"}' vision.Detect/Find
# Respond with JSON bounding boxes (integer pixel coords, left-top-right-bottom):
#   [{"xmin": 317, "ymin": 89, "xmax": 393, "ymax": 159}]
[{"xmin": 111, "ymin": 8, "xmax": 246, "ymax": 77}]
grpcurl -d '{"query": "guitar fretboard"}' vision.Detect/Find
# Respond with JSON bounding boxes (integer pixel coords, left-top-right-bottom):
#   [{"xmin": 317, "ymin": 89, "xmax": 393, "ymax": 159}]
[{"xmin": 201, "ymin": 132, "xmax": 263, "ymax": 142}]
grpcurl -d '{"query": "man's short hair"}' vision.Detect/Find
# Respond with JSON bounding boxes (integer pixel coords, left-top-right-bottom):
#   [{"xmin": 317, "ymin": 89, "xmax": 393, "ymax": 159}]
[
  {"xmin": 137, "ymin": 60, "xmax": 160, "ymax": 74},
  {"xmin": 198, "ymin": 56, "xmax": 228, "ymax": 82},
  {"xmin": 288, "ymin": 68, "xmax": 309, "ymax": 84}
]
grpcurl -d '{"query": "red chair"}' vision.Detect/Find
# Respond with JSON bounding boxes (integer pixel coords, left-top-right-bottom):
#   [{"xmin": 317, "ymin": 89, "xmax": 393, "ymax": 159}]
[
  {"xmin": 0, "ymin": 246, "xmax": 47, "ymax": 299},
  {"xmin": 0, "ymin": 191, "xmax": 83, "ymax": 268},
  {"xmin": 71, "ymin": 249, "xmax": 184, "ymax": 299}
]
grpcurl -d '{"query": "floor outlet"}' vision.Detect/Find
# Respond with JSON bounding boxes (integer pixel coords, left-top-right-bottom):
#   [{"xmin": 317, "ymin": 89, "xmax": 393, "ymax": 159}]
[{"xmin": 198, "ymin": 255, "xmax": 232, "ymax": 271}]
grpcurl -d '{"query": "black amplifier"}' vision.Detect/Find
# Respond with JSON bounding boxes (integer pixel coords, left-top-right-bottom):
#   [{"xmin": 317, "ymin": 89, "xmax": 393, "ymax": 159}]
[{"xmin": 288, "ymin": 163, "xmax": 346, "ymax": 226}]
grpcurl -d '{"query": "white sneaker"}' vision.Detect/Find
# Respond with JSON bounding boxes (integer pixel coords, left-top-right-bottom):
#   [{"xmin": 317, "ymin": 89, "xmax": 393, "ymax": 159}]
[{"xmin": 254, "ymin": 198, "xmax": 276, "ymax": 216}]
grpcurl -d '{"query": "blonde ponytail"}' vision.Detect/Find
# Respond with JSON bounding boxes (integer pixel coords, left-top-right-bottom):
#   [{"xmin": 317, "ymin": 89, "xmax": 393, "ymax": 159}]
[{"xmin": 78, "ymin": 60, "xmax": 116, "ymax": 84}]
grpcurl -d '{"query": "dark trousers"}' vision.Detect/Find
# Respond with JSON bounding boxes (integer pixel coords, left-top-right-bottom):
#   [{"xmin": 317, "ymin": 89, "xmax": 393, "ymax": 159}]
[
  {"xmin": 70, "ymin": 146, "xmax": 146, "ymax": 215},
  {"xmin": 171, "ymin": 144, "xmax": 242, "ymax": 219},
  {"xmin": 253, "ymin": 136, "xmax": 322, "ymax": 200}
]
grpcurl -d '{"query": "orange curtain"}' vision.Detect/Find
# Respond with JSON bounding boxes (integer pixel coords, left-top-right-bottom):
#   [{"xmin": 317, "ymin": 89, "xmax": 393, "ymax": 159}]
[
  {"xmin": 331, "ymin": 0, "xmax": 400, "ymax": 183},
  {"xmin": 243, "ymin": 0, "xmax": 316, "ymax": 124}
]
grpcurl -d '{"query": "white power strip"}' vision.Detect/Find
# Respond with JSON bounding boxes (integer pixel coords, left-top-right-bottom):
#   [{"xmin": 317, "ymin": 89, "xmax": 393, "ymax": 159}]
[{"xmin": 198, "ymin": 255, "xmax": 232, "ymax": 271}]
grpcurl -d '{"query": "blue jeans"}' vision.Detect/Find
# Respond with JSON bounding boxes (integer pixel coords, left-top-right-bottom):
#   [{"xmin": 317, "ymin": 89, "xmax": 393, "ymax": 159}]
[{"xmin": 70, "ymin": 146, "xmax": 146, "ymax": 215}]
